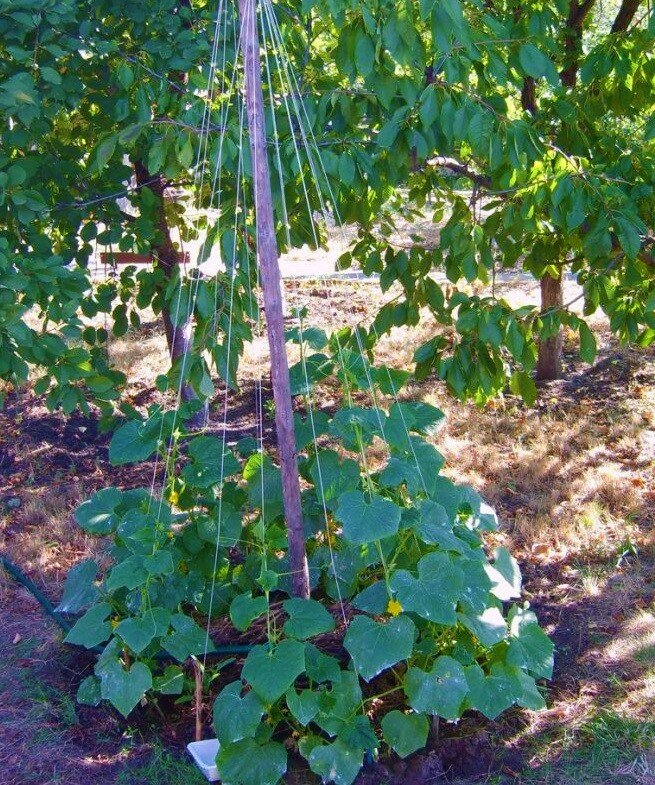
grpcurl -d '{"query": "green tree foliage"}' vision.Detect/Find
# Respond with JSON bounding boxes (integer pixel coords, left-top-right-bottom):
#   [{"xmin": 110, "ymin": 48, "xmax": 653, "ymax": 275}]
[
  {"xmin": 0, "ymin": 0, "xmax": 274, "ymax": 413},
  {"xmin": 316, "ymin": 0, "xmax": 655, "ymax": 395},
  {"xmin": 0, "ymin": 0, "xmax": 205, "ymax": 412},
  {"xmin": 2, "ymin": 0, "xmax": 653, "ymax": 411}
]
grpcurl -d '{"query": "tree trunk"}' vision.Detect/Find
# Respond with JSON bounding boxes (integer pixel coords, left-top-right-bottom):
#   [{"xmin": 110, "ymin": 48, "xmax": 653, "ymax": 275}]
[
  {"xmin": 126, "ymin": 0, "xmax": 207, "ymax": 428},
  {"xmin": 238, "ymin": 0, "xmax": 310, "ymax": 598},
  {"xmin": 521, "ymin": 76, "xmax": 537, "ymax": 114},
  {"xmin": 611, "ymin": 0, "xmax": 642, "ymax": 33},
  {"xmin": 536, "ymin": 271, "xmax": 564, "ymax": 381},
  {"xmin": 133, "ymin": 161, "xmax": 208, "ymax": 427},
  {"xmin": 560, "ymin": 0, "xmax": 596, "ymax": 88}
]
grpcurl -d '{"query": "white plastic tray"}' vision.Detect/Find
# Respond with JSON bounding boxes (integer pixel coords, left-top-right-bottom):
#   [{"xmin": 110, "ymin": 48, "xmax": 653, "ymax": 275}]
[{"xmin": 187, "ymin": 738, "xmax": 221, "ymax": 782}]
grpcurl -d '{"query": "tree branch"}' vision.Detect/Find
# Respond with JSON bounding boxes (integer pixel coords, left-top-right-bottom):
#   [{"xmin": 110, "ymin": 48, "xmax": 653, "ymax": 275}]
[
  {"xmin": 429, "ymin": 156, "xmax": 493, "ymax": 188},
  {"xmin": 610, "ymin": 0, "xmax": 642, "ymax": 32},
  {"xmin": 521, "ymin": 76, "xmax": 537, "ymax": 115},
  {"xmin": 560, "ymin": 0, "xmax": 597, "ymax": 88}
]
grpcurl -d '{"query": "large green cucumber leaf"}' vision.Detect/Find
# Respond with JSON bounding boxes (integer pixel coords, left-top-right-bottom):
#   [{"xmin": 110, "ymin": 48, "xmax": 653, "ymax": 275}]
[
  {"xmin": 351, "ymin": 580, "xmax": 388, "ymax": 614},
  {"xmin": 506, "ymin": 606, "xmax": 554, "ymax": 679},
  {"xmin": 339, "ymin": 715, "xmax": 378, "ymax": 752},
  {"xmin": 389, "ymin": 551, "xmax": 464, "ymax": 624},
  {"xmin": 181, "ymin": 435, "xmax": 239, "ymax": 488},
  {"xmin": 410, "ymin": 499, "xmax": 467, "ymax": 552},
  {"xmin": 109, "ymin": 418, "xmax": 160, "ymax": 466},
  {"xmin": 458, "ymin": 557, "xmax": 493, "ymax": 614},
  {"xmin": 216, "ymin": 739, "xmax": 287, "ymax": 785},
  {"xmin": 244, "ymin": 452, "xmax": 283, "ymax": 521},
  {"xmin": 115, "ymin": 608, "xmax": 170, "ymax": 654},
  {"xmin": 286, "ymin": 687, "xmax": 321, "ymax": 725},
  {"xmin": 385, "ymin": 401, "xmax": 445, "ymax": 450},
  {"xmin": 283, "ymin": 597, "xmax": 335, "ymax": 640},
  {"xmin": 335, "ymin": 490, "xmax": 401, "ymax": 544},
  {"xmin": 213, "ymin": 680, "xmax": 265, "ymax": 745},
  {"xmin": 485, "ymin": 547, "xmax": 522, "ymax": 600},
  {"xmin": 97, "ymin": 658, "xmax": 152, "ymax": 718},
  {"xmin": 315, "ymin": 672, "xmax": 362, "ymax": 736},
  {"xmin": 512, "ymin": 667, "xmax": 546, "ymax": 710},
  {"xmin": 458, "ymin": 606, "xmax": 508, "ymax": 647},
  {"xmin": 309, "ymin": 449, "xmax": 360, "ymax": 510},
  {"xmin": 381, "ymin": 710, "xmax": 429, "ymax": 758},
  {"xmin": 294, "ymin": 410, "xmax": 330, "ymax": 451},
  {"xmin": 242, "ymin": 640, "xmax": 305, "ymax": 703},
  {"xmin": 464, "ymin": 662, "xmax": 520, "ymax": 719},
  {"xmin": 344, "ymin": 615, "xmax": 415, "ymax": 681},
  {"xmin": 105, "ymin": 555, "xmax": 149, "ymax": 592},
  {"xmin": 305, "ymin": 643, "xmax": 342, "ymax": 684},
  {"xmin": 56, "ymin": 558, "xmax": 99, "ymax": 612},
  {"xmin": 153, "ymin": 664, "xmax": 184, "ymax": 695},
  {"xmin": 74, "ymin": 488, "xmax": 122, "ymax": 534},
  {"xmin": 160, "ymin": 612, "xmax": 213, "ymax": 661},
  {"xmin": 230, "ymin": 593, "xmax": 268, "ymax": 632},
  {"xmin": 76, "ymin": 675, "xmax": 102, "ymax": 706},
  {"xmin": 404, "ymin": 655, "xmax": 469, "ymax": 720},
  {"xmin": 308, "ymin": 738, "xmax": 364, "ymax": 785},
  {"xmin": 196, "ymin": 502, "xmax": 243, "ymax": 547},
  {"xmin": 329, "ymin": 407, "xmax": 386, "ymax": 450},
  {"xmin": 64, "ymin": 602, "xmax": 112, "ymax": 649}
]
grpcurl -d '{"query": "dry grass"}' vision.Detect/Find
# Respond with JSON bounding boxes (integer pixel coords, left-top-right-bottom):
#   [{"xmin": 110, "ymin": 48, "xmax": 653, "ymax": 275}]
[
  {"xmin": 439, "ymin": 391, "xmax": 648, "ymax": 557},
  {"xmin": 0, "ymin": 478, "xmax": 106, "ymax": 598}
]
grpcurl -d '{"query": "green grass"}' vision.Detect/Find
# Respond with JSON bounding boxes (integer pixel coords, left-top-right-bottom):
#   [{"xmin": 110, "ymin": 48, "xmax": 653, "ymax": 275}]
[
  {"xmin": 21, "ymin": 676, "xmax": 79, "ymax": 729},
  {"xmin": 633, "ymin": 643, "xmax": 655, "ymax": 665},
  {"xmin": 116, "ymin": 744, "xmax": 207, "ymax": 785},
  {"xmin": 524, "ymin": 711, "xmax": 655, "ymax": 784}
]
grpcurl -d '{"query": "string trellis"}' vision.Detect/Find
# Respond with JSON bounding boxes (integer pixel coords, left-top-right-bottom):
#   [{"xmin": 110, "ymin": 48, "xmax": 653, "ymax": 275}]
[
  {"xmin": 144, "ymin": 0, "xmax": 441, "ymax": 669},
  {"xmin": 52, "ymin": 0, "xmax": 553, "ymax": 773}
]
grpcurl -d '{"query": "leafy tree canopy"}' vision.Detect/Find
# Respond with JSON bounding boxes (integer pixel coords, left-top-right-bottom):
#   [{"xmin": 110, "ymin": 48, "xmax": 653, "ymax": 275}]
[{"xmin": 0, "ymin": 0, "xmax": 653, "ymax": 414}]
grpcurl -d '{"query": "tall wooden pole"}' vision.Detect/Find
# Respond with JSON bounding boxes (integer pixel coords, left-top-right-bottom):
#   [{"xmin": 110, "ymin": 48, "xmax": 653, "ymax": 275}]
[{"xmin": 237, "ymin": 0, "xmax": 310, "ymax": 598}]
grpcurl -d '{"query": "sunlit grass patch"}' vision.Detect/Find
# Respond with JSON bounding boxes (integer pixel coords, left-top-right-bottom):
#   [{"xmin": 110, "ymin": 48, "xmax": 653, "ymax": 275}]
[
  {"xmin": 524, "ymin": 711, "xmax": 655, "ymax": 785},
  {"xmin": 115, "ymin": 743, "xmax": 206, "ymax": 785}
]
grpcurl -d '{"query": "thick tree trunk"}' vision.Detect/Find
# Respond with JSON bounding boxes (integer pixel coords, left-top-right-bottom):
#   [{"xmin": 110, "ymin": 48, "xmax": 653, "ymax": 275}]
[
  {"xmin": 238, "ymin": 0, "xmax": 310, "ymax": 598},
  {"xmin": 134, "ymin": 161, "xmax": 208, "ymax": 426},
  {"xmin": 536, "ymin": 271, "xmax": 564, "ymax": 381},
  {"xmin": 126, "ymin": 0, "xmax": 207, "ymax": 428}
]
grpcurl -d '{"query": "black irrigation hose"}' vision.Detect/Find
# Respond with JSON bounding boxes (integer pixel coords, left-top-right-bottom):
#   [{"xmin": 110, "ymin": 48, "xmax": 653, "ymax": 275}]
[
  {"xmin": 1, "ymin": 553, "xmax": 73, "ymax": 632},
  {"xmin": 0, "ymin": 553, "xmax": 253, "ymax": 657}
]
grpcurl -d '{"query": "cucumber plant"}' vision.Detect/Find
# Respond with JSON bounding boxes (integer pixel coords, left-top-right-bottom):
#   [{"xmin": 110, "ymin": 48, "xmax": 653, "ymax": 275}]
[{"xmin": 62, "ymin": 326, "xmax": 553, "ymax": 785}]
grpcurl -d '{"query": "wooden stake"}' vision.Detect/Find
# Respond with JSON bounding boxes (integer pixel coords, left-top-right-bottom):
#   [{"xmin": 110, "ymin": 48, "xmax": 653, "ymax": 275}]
[
  {"xmin": 238, "ymin": 0, "xmax": 310, "ymax": 598},
  {"xmin": 191, "ymin": 657, "xmax": 203, "ymax": 741}
]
